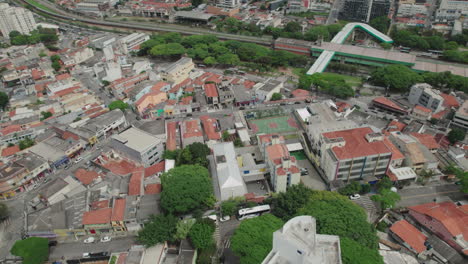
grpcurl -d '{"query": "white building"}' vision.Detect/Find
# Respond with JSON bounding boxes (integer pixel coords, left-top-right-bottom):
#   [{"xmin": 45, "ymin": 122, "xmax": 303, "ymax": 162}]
[
  {"xmin": 408, "ymin": 83, "xmax": 444, "ymax": 113},
  {"xmin": 0, "ymin": 3, "xmax": 36, "ymax": 39},
  {"xmin": 262, "ymin": 216, "xmax": 342, "ymax": 264},
  {"xmin": 111, "ymin": 127, "xmax": 164, "ymax": 167},
  {"xmin": 217, "ymin": 0, "xmax": 241, "ymax": 8},
  {"xmin": 452, "ymin": 100, "xmax": 468, "ymax": 130},
  {"xmin": 118, "ymin": 33, "xmax": 150, "ymax": 54},
  {"xmin": 397, "ymin": 3, "xmax": 428, "ymax": 17},
  {"xmin": 255, "ymin": 79, "xmax": 283, "ymax": 102},
  {"xmin": 435, "ymin": 0, "xmax": 468, "ymax": 23},
  {"xmin": 212, "ymin": 142, "xmax": 248, "ymax": 201},
  {"xmin": 104, "ymin": 61, "xmax": 123, "ymax": 82}
]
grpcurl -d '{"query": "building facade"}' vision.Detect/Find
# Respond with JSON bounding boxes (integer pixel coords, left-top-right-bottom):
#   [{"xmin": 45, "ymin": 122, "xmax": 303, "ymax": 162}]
[
  {"xmin": 0, "ymin": 3, "xmax": 36, "ymax": 39},
  {"xmin": 408, "ymin": 83, "xmax": 444, "ymax": 113},
  {"xmin": 339, "ymin": 0, "xmax": 391, "ymax": 23},
  {"xmin": 160, "ymin": 57, "xmax": 195, "ymax": 85},
  {"xmin": 452, "ymin": 100, "xmax": 468, "ymax": 130}
]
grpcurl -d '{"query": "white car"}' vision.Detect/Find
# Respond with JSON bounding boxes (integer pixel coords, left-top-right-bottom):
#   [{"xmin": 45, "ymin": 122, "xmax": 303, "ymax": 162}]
[
  {"xmin": 100, "ymin": 236, "xmax": 111, "ymax": 243},
  {"xmin": 83, "ymin": 237, "xmax": 95, "ymax": 243},
  {"xmin": 75, "ymin": 157, "xmax": 83, "ymax": 164},
  {"xmin": 349, "ymin": 194, "xmax": 361, "ymax": 200},
  {"xmin": 219, "ymin": 215, "xmax": 231, "ymax": 222},
  {"xmin": 82, "ymin": 253, "xmax": 90, "ymax": 258}
]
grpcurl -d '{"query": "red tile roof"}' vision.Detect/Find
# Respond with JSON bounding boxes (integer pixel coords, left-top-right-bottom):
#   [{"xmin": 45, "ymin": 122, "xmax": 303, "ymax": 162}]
[
  {"xmin": 335, "ymin": 101, "xmax": 351, "ymax": 113},
  {"xmin": 151, "ymin": 81, "xmax": 170, "ymax": 92},
  {"xmin": 102, "ymin": 159, "xmax": 137, "ymax": 176},
  {"xmin": 373, "ymin": 97, "xmax": 407, "ymax": 113},
  {"xmin": 244, "ymin": 80, "xmax": 256, "ymax": 89},
  {"xmin": 31, "ymin": 69, "xmax": 45, "ymax": 80},
  {"xmin": 266, "ymin": 144, "xmax": 289, "ymax": 162},
  {"xmin": 291, "ymin": 89, "xmax": 310, "ymax": 98},
  {"xmin": 385, "ymin": 120, "xmax": 407, "ymax": 132},
  {"xmin": 82, "ymin": 208, "xmax": 112, "ymax": 225},
  {"xmin": 75, "ymin": 168, "xmax": 101, "ymax": 185},
  {"xmin": 200, "ymin": 115, "xmax": 221, "ymax": 140},
  {"xmin": 440, "ymin": 93, "xmax": 459, "ymax": 108},
  {"xmin": 54, "ymin": 85, "xmax": 81, "ymax": 97},
  {"xmin": 409, "ymin": 202, "xmax": 468, "ymax": 241},
  {"xmin": 56, "ymin": 73, "xmax": 71, "ymax": 81},
  {"xmin": 166, "ymin": 121, "xmax": 177, "ymax": 151},
  {"xmin": 204, "ymin": 83, "xmax": 218, "ymax": 98},
  {"xmin": 62, "ymin": 131, "xmax": 79, "ymax": 140},
  {"xmin": 259, "ymin": 134, "xmax": 285, "ymax": 144},
  {"xmin": 1, "ymin": 145, "xmax": 20, "ymax": 157},
  {"xmin": 390, "ymin": 220, "xmax": 427, "ymax": 253},
  {"xmin": 128, "ymin": 170, "xmax": 143, "ymax": 196},
  {"xmin": 180, "ymin": 96, "xmax": 193, "ymax": 105},
  {"xmin": 111, "ymin": 199, "xmax": 126, "ymax": 222},
  {"xmin": 322, "ymin": 127, "xmax": 391, "ymax": 160},
  {"xmin": 144, "ymin": 161, "xmax": 165, "ymax": 177},
  {"xmin": 145, "ymin": 183, "xmax": 162, "ymax": 194},
  {"xmin": 1, "ymin": 125, "xmax": 22, "ymax": 136},
  {"xmin": 432, "ymin": 109, "xmax": 449, "ymax": 120},
  {"xmin": 182, "ymin": 119, "xmax": 203, "ymax": 139},
  {"xmin": 410, "ymin": 133, "xmax": 440, "ymax": 150},
  {"xmin": 414, "ymin": 105, "xmax": 432, "ymax": 113}
]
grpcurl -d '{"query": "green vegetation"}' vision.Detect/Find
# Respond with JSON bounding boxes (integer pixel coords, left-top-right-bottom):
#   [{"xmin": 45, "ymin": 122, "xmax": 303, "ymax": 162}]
[
  {"xmin": 339, "ymin": 181, "xmax": 371, "ymax": 196},
  {"xmin": 369, "ymin": 65, "xmax": 424, "ymax": 92},
  {"xmin": 445, "ymin": 165, "xmax": 468, "ymax": 193},
  {"xmin": 19, "ymin": 137, "xmax": 35, "ymax": 150},
  {"xmin": 371, "ymin": 188, "xmax": 401, "ymax": 210},
  {"xmin": 50, "ymin": 54, "xmax": 61, "ymax": 72},
  {"xmin": 161, "ymin": 165, "xmax": 215, "ymax": 215},
  {"xmin": 376, "ymin": 221, "xmax": 388, "ymax": 232},
  {"xmin": 0, "ymin": 91, "xmax": 9, "ymax": 110},
  {"xmin": 109, "ymin": 256, "xmax": 117, "ymax": 264},
  {"xmin": 290, "ymin": 150, "xmax": 306, "ymax": 160},
  {"xmin": 340, "ymin": 237, "xmax": 384, "ymax": 264},
  {"xmin": 10, "ymin": 237, "xmax": 49, "ymax": 264},
  {"xmin": 234, "ymin": 138, "xmax": 244, "ymax": 147},
  {"xmin": 188, "ymin": 219, "xmax": 215, "ymax": 249},
  {"xmin": 268, "ymin": 184, "xmax": 313, "ymax": 221},
  {"xmin": 25, "ymin": 0, "xmax": 56, "ymax": 13},
  {"xmin": 137, "ymin": 214, "xmax": 179, "ymax": 247},
  {"xmin": 174, "ymin": 219, "xmax": 195, "ymax": 241},
  {"xmin": 321, "ymin": 72, "xmax": 362, "ymax": 87},
  {"xmin": 270, "ymin": 93, "xmax": 282, "ymax": 101},
  {"xmin": 139, "ymin": 33, "xmax": 309, "ymax": 72},
  {"xmin": 299, "ymin": 73, "xmax": 355, "ymax": 98},
  {"xmin": 231, "ymin": 214, "xmax": 284, "ymax": 264},
  {"xmin": 221, "ymin": 197, "xmax": 245, "ymax": 216},
  {"xmin": 108, "ymin": 100, "xmax": 129, "ymax": 111},
  {"xmin": 40, "ymin": 111, "xmax": 53, "ymax": 121},
  {"xmin": 290, "ymin": 11, "xmax": 329, "ymax": 19},
  {"xmin": 163, "ymin": 142, "xmax": 211, "ymax": 167},
  {"xmin": 369, "ymin": 16, "xmax": 391, "ymax": 34},
  {"xmin": 9, "ymin": 28, "xmax": 58, "ymax": 46},
  {"xmin": 448, "ymin": 128, "xmax": 466, "ymax": 144}
]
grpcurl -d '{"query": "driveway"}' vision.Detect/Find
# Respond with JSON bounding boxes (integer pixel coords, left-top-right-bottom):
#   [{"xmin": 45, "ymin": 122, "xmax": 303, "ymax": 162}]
[
  {"xmin": 297, "ymin": 159, "xmax": 327, "ymax": 190},
  {"xmin": 49, "ymin": 237, "xmax": 136, "ymax": 260}
]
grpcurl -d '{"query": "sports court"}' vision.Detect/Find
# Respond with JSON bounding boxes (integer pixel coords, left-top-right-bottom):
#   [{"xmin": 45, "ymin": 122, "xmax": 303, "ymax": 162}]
[{"xmin": 249, "ymin": 115, "xmax": 299, "ymax": 134}]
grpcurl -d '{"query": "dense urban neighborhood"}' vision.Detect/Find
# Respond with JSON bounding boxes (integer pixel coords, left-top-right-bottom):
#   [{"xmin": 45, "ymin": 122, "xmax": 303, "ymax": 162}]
[{"xmin": 0, "ymin": 0, "xmax": 467, "ymax": 263}]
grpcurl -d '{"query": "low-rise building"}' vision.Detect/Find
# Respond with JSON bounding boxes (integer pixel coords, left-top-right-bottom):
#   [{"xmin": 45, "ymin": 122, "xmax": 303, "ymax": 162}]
[
  {"xmin": 255, "ymin": 80, "xmax": 283, "ymax": 102},
  {"xmin": 111, "ymin": 127, "xmax": 164, "ymax": 167},
  {"xmin": 390, "ymin": 220, "xmax": 428, "ymax": 254},
  {"xmin": 212, "ymin": 142, "xmax": 248, "ymax": 201},
  {"xmin": 320, "ymin": 128, "xmax": 392, "ymax": 183},
  {"xmin": 180, "ymin": 119, "xmax": 204, "ymax": 148},
  {"xmin": 0, "ymin": 153, "xmax": 49, "ymax": 200},
  {"xmin": 372, "ymin": 97, "xmax": 408, "ymax": 116},
  {"xmin": 409, "ymin": 202, "xmax": 468, "ymax": 256},
  {"xmin": 412, "ymin": 105, "xmax": 432, "ymax": 120},
  {"xmin": 160, "ymin": 57, "xmax": 194, "ymax": 85},
  {"xmin": 118, "ymin": 33, "xmax": 150, "ymax": 54},
  {"xmin": 452, "ymin": 100, "xmax": 468, "ymax": 130},
  {"xmin": 408, "ymin": 83, "xmax": 444, "ymax": 113},
  {"xmin": 261, "ymin": 134, "xmax": 301, "ymax": 193},
  {"xmin": 262, "ymin": 216, "xmax": 342, "ymax": 264}
]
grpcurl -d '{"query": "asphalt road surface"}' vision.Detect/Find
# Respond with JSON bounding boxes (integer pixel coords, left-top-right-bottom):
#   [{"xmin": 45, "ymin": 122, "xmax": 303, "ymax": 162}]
[
  {"xmin": 397, "ymin": 184, "xmax": 465, "ymax": 207},
  {"xmin": 49, "ymin": 237, "xmax": 136, "ymax": 260}
]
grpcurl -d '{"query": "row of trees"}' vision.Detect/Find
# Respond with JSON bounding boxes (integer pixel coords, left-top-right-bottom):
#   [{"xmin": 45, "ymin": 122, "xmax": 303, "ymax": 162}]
[
  {"xmin": 230, "ymin": 185, "xmax": 384, "ymax": 264},
  {"xmin": 369, "ymin": 65, "xmax": 468, "ymax": 93},
  {"xmin": 139, "ymin": 33, "xmax": 309, "ymax": 71},
  {"xmin": 298, "ymin": 73, "xmax": 355, "ymax": 98},
  {"xmin": 9, "ymin": 28, "xmax": 58, "ymax": 46},
  {"xmin": 163, "ymin": 142, "xmax": 211, "ymax": 168}
]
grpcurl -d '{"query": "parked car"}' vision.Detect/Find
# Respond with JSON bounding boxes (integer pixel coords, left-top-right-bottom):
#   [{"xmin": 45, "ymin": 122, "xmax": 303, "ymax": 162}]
[
  {"xmin": 82, "ymin": 253, "xmax": 90, "ymax": 258},
  {"xmin": 48, "ymin": 241, "xmax": 58, "ymax": 247},
  {"xmin": 300, "ymin": 168, "xmax": 308, "ymax": 176},
  {"xmin": 83, "ymin": 237, "xmax": 95, "ymax": 243},
  {"xmin": 74, "ymin": 157, "xmax": 83, "ymax": 164},
  {"xmin": 349, "ymin": 194, "xmax": 361, "ymax": 200},
  {"xmin": 100, "ymin": 236, "xmax": 111, "ymax": 243},
  {"xmin": 219, "ymin": 215, "xmax": 231, "ymax": 222}
]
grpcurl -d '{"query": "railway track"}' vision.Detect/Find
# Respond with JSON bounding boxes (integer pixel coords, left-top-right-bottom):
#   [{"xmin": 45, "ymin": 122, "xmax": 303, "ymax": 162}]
[{"xmin": 16, "ymin": 0, "xmax": 274, "ymax": 46}]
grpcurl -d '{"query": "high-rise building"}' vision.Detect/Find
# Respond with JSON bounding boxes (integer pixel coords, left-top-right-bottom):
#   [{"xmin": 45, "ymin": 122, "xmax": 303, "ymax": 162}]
[
  {"xmin": 0, "ymin": 3, "xmax": 36, "ymax": 39},
  {"xmin": 217, "ymin": 0, "xmax": 240, "ymax": 9},
  {"xmin": 435, "ymin": 0, "xmax": 468, "ymax": 23},
  {"xmin": 338, "ymin": 0, "xmax": 391, "ymax": 23}
]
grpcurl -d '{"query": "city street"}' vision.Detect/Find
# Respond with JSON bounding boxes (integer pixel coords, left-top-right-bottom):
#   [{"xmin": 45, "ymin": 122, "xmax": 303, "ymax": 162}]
[
  {"xmin": 397, "ymin": 184, "xmax": 466, "ymax": 207},
  {"xmin": 49, "ymin": 237, "xmax": 136, "ymax": 260}
]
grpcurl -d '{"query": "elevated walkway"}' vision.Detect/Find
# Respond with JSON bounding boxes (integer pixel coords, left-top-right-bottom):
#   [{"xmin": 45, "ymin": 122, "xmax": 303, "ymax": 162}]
[{"xmin": 307, "ymin": 23, "xmax": 393, "ymax": 75}]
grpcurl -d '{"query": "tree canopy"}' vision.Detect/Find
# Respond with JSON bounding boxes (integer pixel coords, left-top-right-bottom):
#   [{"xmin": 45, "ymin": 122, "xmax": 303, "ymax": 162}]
[
  {"xmin": 161, "ymin": 165, "xmax": 214, "ymax": 215},
  {"xmin": 446, "ymin": 165, "xmax": 468, "ymax": 193},
  {"xmin": 188, "ymin": 219, "xmax": 215, "ymax": 249},
  {"xmin": 340, "ymin": 237, "xmax": 384, "ymax": 264},
  {"xmin": 231, "ymin": 214, "xmax": 284, "ymax": 264},
  {"xmin": 447, "ymin": 128, "xmax": 466, "ymax": 144},
  {"xmin": 10, "ymin": 237, "xmax": 49, "ymax": 264},
  {"xmin": 270, "ymin": 93, "xmax": 282, "ymax": 101},
  {"xmin": 370, "ymin": 65, "xmax": 423, "ymax": 92},
  {"xmin": 369, "ymin": 16, "xmax": 391, "ymax": 34},
  {"xmin": 137, "ymin": 214, "xmax": 178, "ymax": 247},
  {"xmin": 0, "ymin": 203, "xmax": 8, "ymax": 221},
  {"xmin": 269, "ymin": 184, "xmax": 314, "ymax": 221},
  {"xmin": 299, "ymin": 73, "xmax": 355, "ymax": 98},
  {"xmin": 371, "ymin": 188, "xmax": 401, "ymax": 210},
  {"xmin": 9, "ymin": 29, "xmax": 58, "ymax": 46},
  {"xmin": 0, "ymin": 91, "xmax": 9, "ymax": 110},
  {"xmin": 19, "ymin": 137, "xmax": 35, "ymax": 150},
  {"xmin": 149, "ymin": 43, "xmax": 186, "ymax": 59},
  {"xmin": 108, "ymin": 100, "xmax": 129, "ymax": 111}
]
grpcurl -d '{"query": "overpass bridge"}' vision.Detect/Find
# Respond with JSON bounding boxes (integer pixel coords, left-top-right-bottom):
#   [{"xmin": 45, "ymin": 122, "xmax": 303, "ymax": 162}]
[{"xmin": 306, "ymin": 23, "xmax": 393, "ymax": 75}]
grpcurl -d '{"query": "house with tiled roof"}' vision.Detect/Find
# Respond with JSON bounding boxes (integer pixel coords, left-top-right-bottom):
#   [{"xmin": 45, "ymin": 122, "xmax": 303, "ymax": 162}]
[
  {"xmin": 320, "ymin": 127, "xmax": 393, "ymax": 182},
  {"xmin": 372, "ymin": 97, "xmax": 408, "ymax": 116},
  {"xmin": 412, "ymin": 105, "xmax": 432, "ymax": 120},
  {"xmin": 74, "ymin": 168, "xmax": 102, "ymax": 186},
  {"xmin": 200, "ymin": 115, "xmax": 221, "ymax": 142},
  {"xmin": 111, "ymin": 198, "xmax": 127, "ymax": 233},
  {"xmin": 409, "ymin": 202, "xmax": 468, "ymax": 256},
  {"xmin": 410, "ymin": 133, "xmax": 440, "ymax": 153},
  {"xmin": 204, "ymin": 83, "xmax": 219, "ymax": 105},
  {"xmin": 82, "ymin": 208, "xmax": 112, "ymax": 234},
  {"xmin": 166, "ymin": 121, "xmax": 178, "ymax": 151},
  {"xmin": 1, "ymin": 145, "xmax": 21, "ymax": 158},
  {"xmin": 390, "ymin": 220, "xmax": 427, "ymax": 254},
  {"xmin": 180, "ymin": 119, "xmax": 204, "ymax": 148},
  {"xmin": 261, "ymin": 134, "xmax": 300, "ymax": 193}
]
